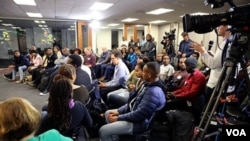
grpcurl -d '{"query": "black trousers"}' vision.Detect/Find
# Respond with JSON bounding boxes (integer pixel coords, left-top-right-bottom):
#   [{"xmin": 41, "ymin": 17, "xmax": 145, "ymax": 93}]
[{"xmin": 100, "ymin": 86, "xmax": 121, "ymax": 104}]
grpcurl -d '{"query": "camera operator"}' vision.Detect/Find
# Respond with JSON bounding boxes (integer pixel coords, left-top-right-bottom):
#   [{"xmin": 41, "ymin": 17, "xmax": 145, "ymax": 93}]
[
  {"xmin": 190, "ymin": 25, "xmax": 231, "ymax": 103},
  {"xmin": 177, "ymin": 32, "xmax": 194, "ymax": 58},
  {"xmin": 160, "ymin": 36, "xmax": 168, "ymax": 49}
]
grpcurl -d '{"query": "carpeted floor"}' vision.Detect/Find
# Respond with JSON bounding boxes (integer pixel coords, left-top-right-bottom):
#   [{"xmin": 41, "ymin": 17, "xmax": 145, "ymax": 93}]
[
  {"xmin": 0, "ymin": 59, "xmax": 48, "ymax": 110},
  {"xmin": 0, "ymin": 72, "xmax": 49, "ymax": 111}
]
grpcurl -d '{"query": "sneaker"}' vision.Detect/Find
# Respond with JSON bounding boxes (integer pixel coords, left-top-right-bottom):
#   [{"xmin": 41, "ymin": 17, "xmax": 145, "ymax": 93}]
[
  {"xmin": 16, "ymin": 80, "xmax": 24, "ymax": 84},
  {"xmin": 39, "ymin": 91, "xmax": 49, "ymax": 96},
  {"xmin": 2, "ymin": 74, "xmax": 11, "ymax": 81},
  {"xmin": 28, "ymin": 81, "xmax": 36, "ymax": 87}
]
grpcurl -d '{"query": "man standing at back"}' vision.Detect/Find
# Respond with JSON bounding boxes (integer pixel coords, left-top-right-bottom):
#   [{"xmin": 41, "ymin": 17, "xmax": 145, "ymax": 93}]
[
  {"xmin": 141, "ymin": 34, "xmax": 156, "ymax": 61},
  {"xmin": 177, "ymin": 32, "xmax": 194, "ymax": 58}
]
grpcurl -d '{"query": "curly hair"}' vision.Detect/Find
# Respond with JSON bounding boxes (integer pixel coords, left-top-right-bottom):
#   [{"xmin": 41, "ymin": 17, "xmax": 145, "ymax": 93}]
[
  {"xmin": 53, "ymin": 64, "xmax": 76, "ymax": 83},
  {"xmin": 48, "ymin": 79, "xmax": 73, "ymax": 132}
]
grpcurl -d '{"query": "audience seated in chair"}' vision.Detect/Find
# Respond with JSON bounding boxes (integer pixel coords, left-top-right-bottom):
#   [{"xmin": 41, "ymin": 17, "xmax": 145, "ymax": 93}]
[
  {"xmin": 27, "ymin": 50, "xmax": 43, "ymax": 75},
  {"xmin": 107, "ymin": 61, "xmax": 148, "ymax": 109},
  {"xmin": 4, "ymin": 50, "xmax": 30, "ymax": 83},
  {"xmin": 39, "ymin": 47, "xmax": 71, "ymax": 95},
  {"xmin": 99, "ymin": 62, "xmax": 166, "ymax": 141},
  {"xmin": 165, "ymin": 57, "xmax": 188, "ymax": 92},
  {"xmin": 159, "ymin": 54, "xmax": 175, "ymax": 82},
  {"xmin": 0, "ymin": 97, "xmax": 72, "ymax": 141},
  {"xmin": 36, "ymin": 79, "xmax": 93, "ymax": 140},
  {"xmin": 166, "ymin": 57, "xmax": 206, "ymax": 105},
  {"xmin": 94, "ymin": 47, "xmax": 111, "ymax": 79},
  {"xmin": 165, "ymin": 57, "xmax": 207, "ymax": 141},
  {"xmin": 125, "ymin": 47, "xmax": 137, "ymax": 71},
  {"xmin": 29, "ymin": 48, "xmax": 57, "ymax": 87},
  {"xmin": 67, "ymin": 54, "xmax": 92, "ymax": 91},
  {"xmin": 55, "ymin": 64, "xmax": 90, "ymax": 104},
  {"xmin": 98, "ymin": 50, "xmax": 130, "ymax": 103}
]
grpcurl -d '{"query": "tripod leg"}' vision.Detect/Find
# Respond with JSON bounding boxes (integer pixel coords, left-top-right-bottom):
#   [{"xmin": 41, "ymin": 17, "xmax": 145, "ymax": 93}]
[{"xmin": 193, "ymin": 58, "xmax": 236, "ymax": 141}]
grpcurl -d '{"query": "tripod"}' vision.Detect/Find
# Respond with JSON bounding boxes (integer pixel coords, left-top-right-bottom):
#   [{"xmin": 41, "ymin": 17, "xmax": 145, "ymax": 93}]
[{"xmin": 192, "ymin": 31, "xmax": 250, "ymax": 141}]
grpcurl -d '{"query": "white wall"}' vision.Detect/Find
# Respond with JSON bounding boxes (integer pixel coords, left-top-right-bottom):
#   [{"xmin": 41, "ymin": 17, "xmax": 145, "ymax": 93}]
[
  {"xmin": 96, "ymin": 29, "xmax": 112, "ymax": 55},
  {"xmin": 118, "ymin": 30, "xmax": 123, "ymax": 47}
]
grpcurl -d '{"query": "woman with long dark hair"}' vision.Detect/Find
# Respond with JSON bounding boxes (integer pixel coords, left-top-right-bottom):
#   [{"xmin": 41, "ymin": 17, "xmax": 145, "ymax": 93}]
[
  {"xmin": 36, "ymin": 79, "xmax": 93, "ymax": 139},
  {"xmin": 54, "ymin": 64, "xmax": 90, "ymax": 104}
]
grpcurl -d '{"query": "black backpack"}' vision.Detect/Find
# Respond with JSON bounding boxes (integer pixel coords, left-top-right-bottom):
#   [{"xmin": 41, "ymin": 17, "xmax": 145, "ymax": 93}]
[
  {"xmin": 85, "ymin": 80, "xmax": 107, "ymax": 138},
  {"xmin": 37, "ymin": 73, "xmax": 50, "ymax": 92}
]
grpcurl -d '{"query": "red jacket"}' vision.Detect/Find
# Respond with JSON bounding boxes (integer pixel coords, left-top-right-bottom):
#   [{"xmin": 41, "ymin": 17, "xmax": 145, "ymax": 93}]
[{"xmin": 173, "ymin": 69, "xmax": 206, "ymax": 102}]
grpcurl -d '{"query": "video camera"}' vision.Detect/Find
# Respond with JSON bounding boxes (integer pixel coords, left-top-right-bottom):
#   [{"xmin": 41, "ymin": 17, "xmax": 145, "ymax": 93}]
[
  {"xmin": 182, "ymin": 0, "xmax": 250, "ymax": 34},
  {"xmin": 163, "ymin": 28, "xmax": 176, "ymax": 41}
]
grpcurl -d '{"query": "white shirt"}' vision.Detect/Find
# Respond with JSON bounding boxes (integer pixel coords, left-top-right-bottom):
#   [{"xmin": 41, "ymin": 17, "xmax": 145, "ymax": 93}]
[
  {"xmin": 81, "ymin": 64, "xmax": 92, "ymax": 82},
  {"xmin": 159, "ymin": 64, "xmax": 175, "ymax": 81},
  {"xmin": 201, "ymin": 39, "xmax": 227, "ymax": 88},
  {"xmin": 120, "ymin": 40, "xmax": 128, "ymax": 48}
]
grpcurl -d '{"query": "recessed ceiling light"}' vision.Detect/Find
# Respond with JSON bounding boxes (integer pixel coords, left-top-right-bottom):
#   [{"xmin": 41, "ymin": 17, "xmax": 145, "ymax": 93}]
[
  {"xmin": 136, "ymin": 25, "xmax": 144, "ymax": 27},
  {"xmin": 38, "ymin": 25, "xmax": 47, "ymax": 27},
  {"xmin": 121, "ymin": 18, "xmax": 139, "ymax": 22},
  {"xmin": 100, "ymin": 26, "xmax": 108, "ymax": 29},
  {"xmin": 34, "ymin": 20, "xmax": 46, "ymax": 23},
  {"xmin": 12, "ymin": 27, "xmax": 21, "ymax": 29},
  {"xmin": 108, "ymin": 23, "xmax": 119, "ymax": 26},
  {"xmin": 2, "ymin": 23, "xmax": 13, "ymax": 26},
  {"xmin": 149, "ymin": 20, "xmax": 167, "ymax": 24},
  {"xmin": 26, "ymin": 12, "xmax": 43, "ymax": 18},
  {"xmin": 13, "ymin": 0, "xmax": 36, "ymax": 6},
  {"xmin": 40, "ymin": 21, "xmax": 46, "ymax": 24},
  {"xmin": 146, "ymin": 8, "xmax": 174, "ymax": 15},
  {"xmin": 89, "ymin": 2, "xmax": 113, "ymax": 10}
]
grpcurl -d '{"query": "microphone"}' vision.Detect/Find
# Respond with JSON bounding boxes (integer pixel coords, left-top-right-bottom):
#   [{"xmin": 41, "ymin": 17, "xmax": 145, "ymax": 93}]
[{"xmin": 208, "ymin": 40, "xmax": 214, "ymax": 51}]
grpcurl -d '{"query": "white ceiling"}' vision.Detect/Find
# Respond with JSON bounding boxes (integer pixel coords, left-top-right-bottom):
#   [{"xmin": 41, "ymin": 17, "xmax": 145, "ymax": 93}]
[{"xmin": 0, "ymin": 0, "xmax": 249, "ymax": 28}]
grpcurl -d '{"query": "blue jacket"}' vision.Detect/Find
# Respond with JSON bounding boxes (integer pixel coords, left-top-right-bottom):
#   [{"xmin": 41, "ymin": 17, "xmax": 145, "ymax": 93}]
[
  {"xmin": 127, "ymin": 52, "xmax": 137, "ymax": 69},
  {"xmin": 117, "ymin": 80, "xmax": 166, "ymax": 133},
  {"xmin": 179, "ymin": 39, "xmax": 194, "ymax": 57},
  {"xmin": 14, "ymin": 55, "xmax": 30, "ymax": 70}
]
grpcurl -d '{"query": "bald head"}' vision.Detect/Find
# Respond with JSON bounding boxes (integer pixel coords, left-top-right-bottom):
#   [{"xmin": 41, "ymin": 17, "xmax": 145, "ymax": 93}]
[{"xmin": 102, "ymin": 47, "xmax": 107, "ymax": 52}]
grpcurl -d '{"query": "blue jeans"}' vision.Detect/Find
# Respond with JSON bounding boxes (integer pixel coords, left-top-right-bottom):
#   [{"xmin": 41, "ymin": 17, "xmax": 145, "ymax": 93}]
[
  {"xmin": 99, "ymin": 110, "xmax": 133, "ymax": 141},
  {"xmin": 12, "ymin": 65, "xmax": 27, "ymax": 80}
]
